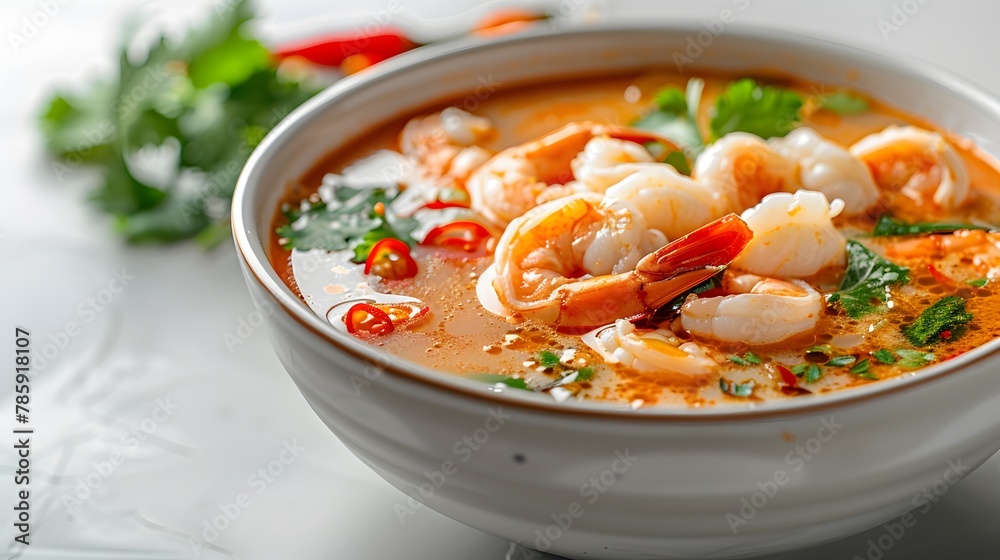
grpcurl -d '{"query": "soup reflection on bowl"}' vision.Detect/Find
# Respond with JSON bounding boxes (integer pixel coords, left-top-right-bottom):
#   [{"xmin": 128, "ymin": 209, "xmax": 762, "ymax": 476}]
[{"xmin": 234, "ymin": 25, "xmax": 1000, "ymax": 559}]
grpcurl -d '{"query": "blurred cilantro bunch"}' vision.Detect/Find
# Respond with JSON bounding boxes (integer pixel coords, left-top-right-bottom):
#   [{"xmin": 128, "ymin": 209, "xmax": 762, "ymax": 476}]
[{"xmin": 39, "ymin": 0, "xmax": 322, "ymax": 247}]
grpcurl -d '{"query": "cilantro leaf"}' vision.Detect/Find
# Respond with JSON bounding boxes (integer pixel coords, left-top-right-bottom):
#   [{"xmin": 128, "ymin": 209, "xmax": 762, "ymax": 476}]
[
  {"xmin": 470, "ymin": 374, "xmax": 530, "ymax": 390},
  {"xmin": 709, "ymin": 79, "xmax": 803, "ymax": 141},
  {"xmin": 873, "ymin": 349, "xmax": 896, "ymax": 364},
  {"xmin": 575, "ymin": 367, "xmax": 594, "ymax": 381},
  {"xmin": 276, "ymin": 186, "xmax": 418, "ymax": 259},
  {"xmin": 820, "ymin": 91, "xmax": 870, "ymax": 115},
  {"xmin": 719, "ymin": 378, "xmax": 755, "ymax": 398},
  {"xmin": 730, "ymin": 352, "xmax": 761, "ymax": 366},
  {"xmin": 825, "ymin": 355, "xmax": 857, "ymax": 367},
  {"xmin": 663, "ymin": 151, "xmax": 692, "ymax": 175},
  {"xmin": 828, "ymin": 240, "xmax": 910, "ymax": 318},
  {"xmin": 633, "ymin": 78, "xmax": 704, "ymax": 151},
  {"xmin": 966, "ymin": 278, "xmax": 989, "ymax": 288},
  {"xmin": 792, "ymin": 363, "xmax": 824, "ymax": 383},
  {"xmin": 902, "ymin": 296, "xmax": 973, "ymax": 346},
  {"xmin": 871, "ymin": 214, "xmax": 994, "ymax": 237},
  {"xmin": 849, "ymin": 359, "xmax": 878, "ymax": 379}
]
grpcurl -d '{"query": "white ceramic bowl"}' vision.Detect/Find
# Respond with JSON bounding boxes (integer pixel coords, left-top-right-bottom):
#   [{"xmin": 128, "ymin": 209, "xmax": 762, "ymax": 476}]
[{"xmin": 233, "ymin": 25, "xmax": 1000, "ymax": 559}]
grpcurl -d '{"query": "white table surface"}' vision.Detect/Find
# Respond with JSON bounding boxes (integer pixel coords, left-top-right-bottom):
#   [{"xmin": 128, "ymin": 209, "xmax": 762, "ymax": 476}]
[{"xmin": 2, "ymin": 1, "xmax": 1000, "ymax": 558}]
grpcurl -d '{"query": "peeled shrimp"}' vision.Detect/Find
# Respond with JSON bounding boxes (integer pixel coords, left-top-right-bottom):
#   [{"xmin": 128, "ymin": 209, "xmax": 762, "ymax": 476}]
[
  {"xmin": 771, "ymin": 128, "xmax": 880, "ymax": 216},
  {"xmin": 601, "ymin": 165, "xmax": 731, "ymax": 240},
  {"xmin": 681, "ymin": 272, "xmax": 824, "ymax": 345},
  {"xmin": 400, "ymin": 107, "xmax": 495, "ymax": 185},
  {"xmin": 732, "ymin": 190, "xmax": 847, "ymax": 279},
  {"xmin": 850, "ymin": 126, "xmax": 970, "ymax": 210},
  {"xmin": 693, "ymin": 132, "xmax": 798, "ymax": 213},
  {"xmin": 484, "ymin": 198, "xmax": 752, "ymax": 329},
  {"xmin": 467, "ymin": 122, "xmax": 674, "ymax": 226},
  {"xmin": 583, "ymin": 319, "xmax": 716, "ymax": 375}
]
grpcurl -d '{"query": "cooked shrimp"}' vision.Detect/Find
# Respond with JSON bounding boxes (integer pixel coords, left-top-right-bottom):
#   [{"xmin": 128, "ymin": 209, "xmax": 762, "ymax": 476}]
[
  {"xmin": 485, "ymin": 200, "xmax": 752, "ymax": 329},
  {"xmin": 400, "ymin": 107, "xmax": 495, "ymax": 185},
  {"xmin": 886, "ymin": 229, "xmax": 1000, "ymax": 278},
  {"xmin": 850, "ymin": 126, "xmax": 970, "ymax": 210},
  {"xmin": 732, "ymin": 190, "xmax": 847, "ymax": 279},
  {"xmin": 681, "ymin": 272, "xmax": 824, "ymax": 345},
  {"xmin": 693, "ymin": 132, "xmax": 798, "ymax": 212},
  {"xmin": 771, "ymin": 128, "xmax": 880, "ymax": 216},
  {"xmin": 468, "ymin": 122, "xmax": 675, "ymax": 226},
  {"xmin": 534, "ymin": 136, "xmax": 666, "ymax": 204},
  {"xmin": 601, "ymin": 165, "xmax": 731, "ymax": 240},
  {"xmin": 583, "ymin": 319, "xmax": 716, "ymax": 375}
]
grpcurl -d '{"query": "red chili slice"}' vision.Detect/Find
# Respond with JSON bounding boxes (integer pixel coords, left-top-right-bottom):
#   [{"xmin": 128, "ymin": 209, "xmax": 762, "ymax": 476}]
[
  {"xmin": 421, "ymin": 221, "xmax": 492, "ymax": 252},
  {"xmin": 273, "ymin": 29, "xmax": 418, "ymax": 68},
  {"xmin": 344, "ymin": 303, "xmax": 395, "ymax": 337},
  {"xmin": 927, "ymin": 264, "xmax": 955, "ymax": 287},
  {"xmin": 776, "ymin": 364, "xmax": 798, "ymax": 387},
  {"xmin": 364, "ymin": 238, "xmax": 418, "ymax": 280}
]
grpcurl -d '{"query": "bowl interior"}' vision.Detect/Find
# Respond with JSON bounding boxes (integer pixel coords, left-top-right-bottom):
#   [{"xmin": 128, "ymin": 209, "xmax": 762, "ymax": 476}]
[{"xmin": 234, "ymin": 24, "xmax": 1000, "ymax": 417}]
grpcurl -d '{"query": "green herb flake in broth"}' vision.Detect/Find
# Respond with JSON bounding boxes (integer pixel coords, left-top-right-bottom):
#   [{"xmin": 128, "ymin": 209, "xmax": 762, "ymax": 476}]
[
  {"xmin": 895, "ymin": 349, "xmax": 936, "ymax": 369},
  {"xmin": 819, "ymin": 90, "xmax": 870, "ymax": 115},
  {"xmin": 537, "ymin": 351, "xmax": 562, "ymax": 369},
  {"xmin": 873, "ymin": 349, "xmax": 897, "ymax": 364},
  {"xmin": 966, "ymin": 278, "xmax": 990, "ymax": 288},
  {"xmin": 825, "ymin": 355, "xmax": 857, "ymax": 367},
  {"xmin": 469, "ymin": 374, "xmax": 530, "ymax": 390},
  {"xmin": 902, "ymin": 296, "xmax": 973, "ymax": 346},
  {"xmin": 849, "ymin": 359, "xmax": 878, "ymax": 380},
  {"xmin": 719, "ymin": 378, "xmax": 755, "ymax": 398},
  {"xmin": 828, "ymin": 240, "xmax": 910, "ymax": 318}
]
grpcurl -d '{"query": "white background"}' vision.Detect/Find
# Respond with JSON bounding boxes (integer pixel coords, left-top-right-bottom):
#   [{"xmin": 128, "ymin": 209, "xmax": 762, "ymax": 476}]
[{"xmin": 2, "ymin": 0, "xmax": 1000, "ymax": 558}]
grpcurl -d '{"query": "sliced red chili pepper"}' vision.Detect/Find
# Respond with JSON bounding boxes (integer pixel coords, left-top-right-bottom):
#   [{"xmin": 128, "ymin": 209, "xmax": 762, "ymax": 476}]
[
  {"xmin": 422, "ymin": 188, "xmax": 471, "ymax": 210},
  {"xmin": 344, "ymin": 303, "xmax": 395, "ymax": 337},
  {"xmin": 776, "ymin": 364, "xmax": 798, "ymax": 387},
  {"xmin": 940, "ymin": 329, "xmax": 953, "ymax": 340},
  {"xmin": 421, "ymin": 221, "xmax": 492, "ymax": 252},
  {"xmin": 273, "ymin": 29, "xmax": 418, "ymax": 67},
  {"xmin": 927, "ymin": 264, "xmax": 955, "ymax": 286},
  {"xmin": 364, "ymin": 238, "xmax": 418, "ymax": 280}
]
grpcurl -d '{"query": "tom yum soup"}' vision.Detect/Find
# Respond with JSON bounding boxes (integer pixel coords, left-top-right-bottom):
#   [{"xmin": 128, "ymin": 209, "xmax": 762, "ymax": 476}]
[{"xmin": 270, "ymin": 72, "xmax": 1000, "ymax": 407}]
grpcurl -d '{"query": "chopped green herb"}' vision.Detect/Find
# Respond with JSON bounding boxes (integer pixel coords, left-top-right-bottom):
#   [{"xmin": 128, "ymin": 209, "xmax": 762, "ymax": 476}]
[
  {"xmin": 729, "ymin": 352, "xmax": 762, "ymax": 366},
  {"xmin": 470, "ymin": 374, "xmax": 530, "ymax": 390},
  {"xmin": 872, "ymin": 349, "xmax": 896, "ymax": 364},
  {"xmin": 902, "ymin": 296, "xmax": 973, "ymax": 346},
  {"xmin": 709, "ymin": 79, "xmax": 803, "ymax": 141},
  {"xmin": 826, "ymin": 355, "xmax": 857, "ymax": 367},
  {"xmin": 574, "ymin": 367, "xmax": 594, "ymax": 381},
  {"xmin": 663, "ymin": 151, "xmax": 692, "ymax": 175},
  {"xmin": 38, "ymin": 0, "xmax": 321, "ymax": 246},
  {"xmin": 966, "ymin": 278, "xmax": 990, "ymax": 288},
  {"xmin": 276, "ymin": 186, "xmax": 418, "ymax": 259},
  {"xmin": 820, "ymin": 91, "xmax": 870, "ymax": 115},
  {"xmin": 792, "ymin": 363, "xmax": 824, "ymax": 383},
  {"xmin": 871, "ymin": 215, "xmax": 994, "ymax": 237},
  {"xmin": 537, "ymin": 351, "xmax": 562, "ymax": 369},
  {"xmin": 849, "ymin": 359, "xmax": 878, "ymax": 380},
  {"xmin": 633, "ymin": 79, "xmax": 705, "ymax": 151},
  {"xmin": 895, "ymin": 349, "xmax": 936, "ymax": 369},
  {"xmin": 828, "ymin": 240, "xmax": 910, "ymax": 317},
  {"xmin": 807, "ymin": 344, "xmax": 832, "ymax": 355},
  {"xmin": 719, "ymin": 378, "xmax": 755, "ymax": 398}
]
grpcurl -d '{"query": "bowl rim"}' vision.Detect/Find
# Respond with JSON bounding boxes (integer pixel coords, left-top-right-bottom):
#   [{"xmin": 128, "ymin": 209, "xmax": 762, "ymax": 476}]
[{"xmin": 233, "ymin": 22, "xmax": 1000, "ymax": 421}]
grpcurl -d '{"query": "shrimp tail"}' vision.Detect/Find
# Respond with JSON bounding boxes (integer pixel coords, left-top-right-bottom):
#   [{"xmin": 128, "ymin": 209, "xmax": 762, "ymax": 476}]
[{"xmin": 636, "ymin": 213, "xmax": 754, "ymax": 307}]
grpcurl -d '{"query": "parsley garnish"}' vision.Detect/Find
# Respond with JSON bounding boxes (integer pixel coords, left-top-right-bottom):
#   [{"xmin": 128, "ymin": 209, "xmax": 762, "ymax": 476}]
[
  {"xmin": 849, "ymin": 359, "xmax": 878, "ymax": 380},
  {"xmin": 537, "ymin": 351, "xmax": 562, "ymax": 369},
  {"xmin": 827, "ymin": 240, "xmax": 910, "ymax": 317},
  {"xmin": 895, "ymin": 349, "xmax": 936, "ymax": 369},
  {"xmin": 825, "ymin": 355, "xmax": 857, "ymax": 367},
  {"xmin": 966, "ymin": 278, "xmax": 989, "ymax": 288},
  {"xmin": 902, "ymin": 296, "xmax": 973, "ymax": 346},
  {"xmin": 709, "ymin": 79, "xmax": 803, "ymax": 141},
  {"xmin": 872, "ymin": 349, "xmax": 896, "ymax": 364},
  {"xmin": 470, "ymin": 374, "xmax": 530, "ymax": 390},
  {"xmin": 38, "ymin": 0, "xmax": 321, "ymax": 246},
  {"xmin": 729, "ymin": 352, "xmax": 762, "ymax": 366},
  {"xmin": 792, "ymin": 363, "xmax": 824, "ymax": 383}
]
